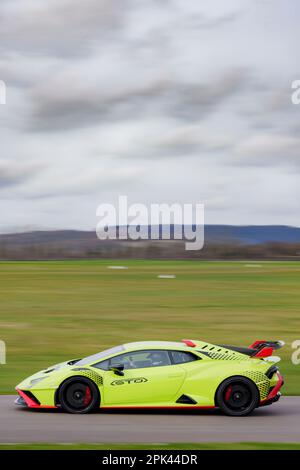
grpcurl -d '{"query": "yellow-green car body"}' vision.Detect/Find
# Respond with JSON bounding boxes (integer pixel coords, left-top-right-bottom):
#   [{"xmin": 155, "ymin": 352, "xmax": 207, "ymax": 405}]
[{"xmin": 15, "ymin": 339, "xmax": 284, "ymax": 416}]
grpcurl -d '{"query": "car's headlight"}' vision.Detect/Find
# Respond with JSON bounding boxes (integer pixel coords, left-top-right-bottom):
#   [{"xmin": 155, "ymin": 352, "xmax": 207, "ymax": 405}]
[{"xmin": 30, "ymin": 377, "xmax": 46, "ymax": 386}]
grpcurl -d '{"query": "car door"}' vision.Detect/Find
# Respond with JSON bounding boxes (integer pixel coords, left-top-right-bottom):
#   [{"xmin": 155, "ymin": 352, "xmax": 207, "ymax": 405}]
[{"xmin": 97, "ymin": 349, "xmax": 186, "ymax": 405}]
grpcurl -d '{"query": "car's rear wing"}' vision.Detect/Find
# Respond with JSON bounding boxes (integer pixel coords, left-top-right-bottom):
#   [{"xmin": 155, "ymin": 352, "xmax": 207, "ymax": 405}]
[
  {"xmin": 181, "ymin": 339, "xmax": 285, "ymax": 360},
  {"xmin": 248, "ymin": 340, "xmax": 285, "ymax": 358}
]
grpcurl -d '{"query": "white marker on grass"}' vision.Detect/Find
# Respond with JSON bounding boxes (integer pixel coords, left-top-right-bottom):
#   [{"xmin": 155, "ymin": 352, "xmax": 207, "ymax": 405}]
[
  {"xmin": 157, "ymin": 275, "xmax": 176, "ymax": 279},
  {"xmin": 107, "ymin": 266, "xmax": 129, "ymax": 270}
]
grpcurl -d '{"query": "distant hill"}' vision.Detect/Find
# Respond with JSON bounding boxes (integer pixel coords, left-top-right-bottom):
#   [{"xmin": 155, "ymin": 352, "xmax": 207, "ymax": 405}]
[
  {"xmin": 204, "ymin": 225, "xmax": 300, "ymax": 245},
  {"xmin": 1, "ymin": 225, "xmax": 300, "ymax": 260},
  {"xmin": 2, "ymin": 225, "xmax": 300, "ymax": 245}
]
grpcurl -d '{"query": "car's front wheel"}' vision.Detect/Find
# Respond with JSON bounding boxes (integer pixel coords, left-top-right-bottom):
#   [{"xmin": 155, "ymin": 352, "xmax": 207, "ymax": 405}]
[
  {"xmin": 58, "ymin": 377, "xmax": 99, "ymax": 414},
  {"xmin": 216, "ymin": 376, "xmax": 259, "ymax": 417}
]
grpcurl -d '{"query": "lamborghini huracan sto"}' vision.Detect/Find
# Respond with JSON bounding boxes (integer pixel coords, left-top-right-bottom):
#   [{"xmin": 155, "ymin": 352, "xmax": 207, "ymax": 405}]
[{"xmin": 15, "ymin": 339, "xmax": 284, "ymax": 416}]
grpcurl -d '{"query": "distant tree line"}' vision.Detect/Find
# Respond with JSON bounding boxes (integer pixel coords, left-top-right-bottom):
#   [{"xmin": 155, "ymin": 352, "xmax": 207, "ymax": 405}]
[{"xmin": 1, "ymin": 238, "xmax": 300, "ymax": 260}]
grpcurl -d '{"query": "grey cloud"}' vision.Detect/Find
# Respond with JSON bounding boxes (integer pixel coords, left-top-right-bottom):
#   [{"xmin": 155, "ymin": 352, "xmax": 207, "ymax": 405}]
[
  {"xmin": 0, "ymin": 0, "xmax": 125, "ymax": 57},
  {"xmin": 128, "ymin": 6, "xmax": 244, "ymax": 54},
  {"xmin": 29, "ymin": 76, "xmax": 170, "ymax": 131},
  {"xmin": 0, "ymin": 160, "xmax": 43, "ymax": 188},
  {"xmin": 19, "ymin": 171, "xmax": 145, "ymax": 200},
  {"xmin": 1, "ymin": 0, "xmax": 299, "ymax": 230},
  {"xmin": 156, "ymin": 126, "xmax": 233, "ymax": 157},
  {"xmin": 173, "ymin": 10, "xmax": 243, "ymax": 32},
  {"xmin": 131, "ymin": 123, "xmax": 235, "ymax": 160},
  {"xmin": 1, "ymin": 0, "xmax": 241, "ymax": 59},
  {"xmin": 0, "ymin": 56, "xmax": 62, "ymax": 89},
  {"xmin": 231, "ymin": 134, "xmax": 300, "ymax": 167},
  {"xmin": 28, "ymin": 69, "xmax": 248, "ymax": 131},
  {"xmin": 170, "ymin": 70, "xmax": 247, "ymax": 121}
]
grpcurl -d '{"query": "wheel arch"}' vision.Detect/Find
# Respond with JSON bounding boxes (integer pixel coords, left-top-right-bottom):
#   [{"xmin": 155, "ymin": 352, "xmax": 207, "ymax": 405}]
[
  {"xmin": 55, "ymin": 374, "xmax": 101, "ymax": 407},
  {"xmin": 214, "ymin": 374, "xmax": 260, "ymax": 407}
]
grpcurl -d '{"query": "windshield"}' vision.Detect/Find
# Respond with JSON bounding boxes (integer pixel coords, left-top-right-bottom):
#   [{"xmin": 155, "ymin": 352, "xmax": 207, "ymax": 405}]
[{"xmin": 76, "ymin": 345, "xmax": 125, "ymax": 366}]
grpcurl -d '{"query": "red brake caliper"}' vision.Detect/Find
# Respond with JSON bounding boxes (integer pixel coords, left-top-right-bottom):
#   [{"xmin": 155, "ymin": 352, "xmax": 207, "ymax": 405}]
[
  {"xmin": 225, "ymin": 385, "xmax": 232, "ymax": 402},
  {"xmin": 83, "ymin": 386, "xmax": 92, "ymax": 406}
]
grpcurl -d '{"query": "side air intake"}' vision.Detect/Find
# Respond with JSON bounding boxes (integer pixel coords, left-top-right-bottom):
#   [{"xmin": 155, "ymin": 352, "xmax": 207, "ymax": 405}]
[{"xmin": 176, "ymin": 394, "xmax": 197, "ymax": 405}]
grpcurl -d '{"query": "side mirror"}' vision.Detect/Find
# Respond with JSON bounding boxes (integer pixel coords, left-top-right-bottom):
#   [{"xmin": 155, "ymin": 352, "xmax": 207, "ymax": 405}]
[{"xmin": 109, "ymin": 364, "xmax": 125, "ymax": 376}]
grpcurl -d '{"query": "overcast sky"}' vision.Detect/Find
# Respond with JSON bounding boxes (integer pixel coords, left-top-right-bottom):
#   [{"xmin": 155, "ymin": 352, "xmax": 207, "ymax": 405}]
[{"xmin": 0, "ymin": 0, "xmax": 299, "ymax": 232}]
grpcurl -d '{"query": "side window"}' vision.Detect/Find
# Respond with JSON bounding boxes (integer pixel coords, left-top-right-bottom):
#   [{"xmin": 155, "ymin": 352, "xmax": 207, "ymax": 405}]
[
  {"xmin": 93, "ymin": 359, "xmax": 110, "ymax": 370},
  {"xmin": 169, "ymin": 350, "xmax": 200, "ymax": 365},
  {"xmin": 93, "ymin": 350, "xmax": 171, "ymax": 370},
  {"xmin": 110, "ymin": 353, "xmax": 136, "ymax": 369}
]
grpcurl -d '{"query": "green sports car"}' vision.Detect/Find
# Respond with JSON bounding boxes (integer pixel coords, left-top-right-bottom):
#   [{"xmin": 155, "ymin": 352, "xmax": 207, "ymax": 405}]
[{"xmin": 15, "ymin": 339, "xmax": 284, "ymax": 416}]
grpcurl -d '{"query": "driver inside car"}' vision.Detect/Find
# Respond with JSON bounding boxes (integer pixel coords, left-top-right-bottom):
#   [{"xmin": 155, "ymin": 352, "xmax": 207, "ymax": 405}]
[{"xmin": 147, "ymin": 352, "xmax": 168, "ymax": 367}]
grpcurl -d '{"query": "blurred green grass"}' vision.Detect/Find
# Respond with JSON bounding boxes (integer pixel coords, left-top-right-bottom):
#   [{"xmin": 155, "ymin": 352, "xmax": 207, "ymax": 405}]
[{"xmin": 0, "ymin": 260, "xmax": 299, "ymax": 394}]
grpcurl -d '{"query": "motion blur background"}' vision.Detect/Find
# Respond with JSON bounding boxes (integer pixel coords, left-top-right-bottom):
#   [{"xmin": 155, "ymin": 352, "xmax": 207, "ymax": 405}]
[{"xmin": 0, "ymin": 1, "xmax": 299, "ymax": 396}]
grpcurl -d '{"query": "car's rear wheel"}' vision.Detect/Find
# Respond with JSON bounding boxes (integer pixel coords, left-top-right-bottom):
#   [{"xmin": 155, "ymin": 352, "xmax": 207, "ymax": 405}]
[
  {"xmin": 58, "ymin": 377, "xmax": 99, "ymax": 414},
  {"xmin": 216, "ymin": 376, "xmax": 259, "ymax": 416}
]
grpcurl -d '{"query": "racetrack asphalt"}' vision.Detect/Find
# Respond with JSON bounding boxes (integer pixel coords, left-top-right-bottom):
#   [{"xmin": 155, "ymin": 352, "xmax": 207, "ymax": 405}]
[{"xmin": 0, "ymin": 396, "xmax": 299, "ymax": 443}]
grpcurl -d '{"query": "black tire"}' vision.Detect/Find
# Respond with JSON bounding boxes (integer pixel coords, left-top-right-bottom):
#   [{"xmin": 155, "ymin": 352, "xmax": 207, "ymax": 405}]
[
  {"xmin": 58, "ymin": 377, "xmax": 99, "ymax": 414},
  {"xmin": 216, "ymin": 376, "xmax": 259, "ymax": 417}
]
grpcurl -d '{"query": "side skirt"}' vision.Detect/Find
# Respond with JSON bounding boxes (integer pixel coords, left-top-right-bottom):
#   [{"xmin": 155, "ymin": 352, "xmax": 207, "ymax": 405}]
[{"xmin": 100, "ymin": 405, "xmax": 216, "ymax": 410}]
